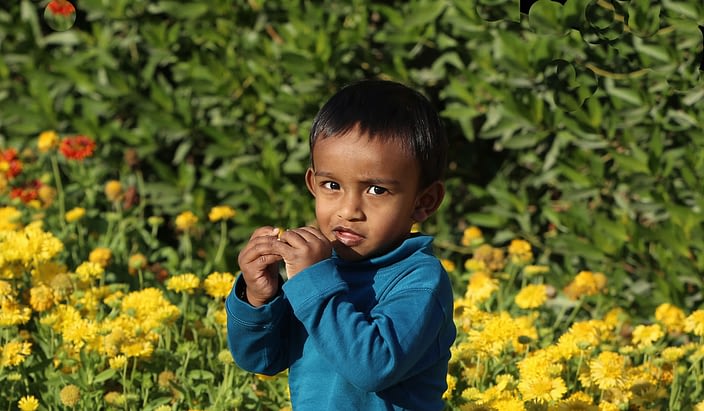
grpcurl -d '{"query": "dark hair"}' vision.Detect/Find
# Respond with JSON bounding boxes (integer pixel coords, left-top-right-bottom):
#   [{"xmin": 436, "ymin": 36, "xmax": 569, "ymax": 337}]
[{"xmin": 309, "ymin": 79, "xmax": 448, "ymax": 188}]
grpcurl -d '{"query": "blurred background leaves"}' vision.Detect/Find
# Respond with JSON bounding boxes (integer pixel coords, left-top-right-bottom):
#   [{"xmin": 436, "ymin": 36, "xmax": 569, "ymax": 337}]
[{"xmin": 1, "ymin": 0, "xmax": 703, "ymax": 314}]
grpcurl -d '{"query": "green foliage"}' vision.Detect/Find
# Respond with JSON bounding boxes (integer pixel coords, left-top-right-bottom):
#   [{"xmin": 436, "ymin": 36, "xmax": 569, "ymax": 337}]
[{"xmin": 1, "ymin": 0, "xmax": 703, "ymax": 318}]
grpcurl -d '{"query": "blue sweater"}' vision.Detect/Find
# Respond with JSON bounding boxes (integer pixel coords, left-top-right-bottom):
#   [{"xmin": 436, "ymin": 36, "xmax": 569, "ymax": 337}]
[{"xmin": 226, "ymin": 235, "xmax": 456, "ymax": 410}]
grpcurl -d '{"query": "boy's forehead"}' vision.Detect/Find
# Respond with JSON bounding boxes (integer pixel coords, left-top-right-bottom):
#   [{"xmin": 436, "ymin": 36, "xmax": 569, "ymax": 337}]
[
  {"xmin": 312, "ymin": 130, "xmax": 410, "ymax": 157},
  {"xmin": 311, "ymin": 132, "xmax": 420, "ymax": 181}
]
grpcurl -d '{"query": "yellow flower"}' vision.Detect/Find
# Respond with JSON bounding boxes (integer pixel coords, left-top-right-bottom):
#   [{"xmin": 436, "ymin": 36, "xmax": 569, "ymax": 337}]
[
  {"xmin": 695, "ymin": 400, "xmax": 704, "ymax": 411},
  {"xmin": 0, "ymin": 206, "xmax": 22, "ymax": 230},
  {"xmin": 442, "ymin": 373, "xmax": 457, "ymax": 400},
  {"xmin": 59, "ymin": 384, "xmax": 81, "ymax": 407},
  {"xmin": 0, "ymin": 340, "xmax": 32, "ymax": 367},
  {"xmin": 208, "ymin": 205, "xmax": 236, "ymax": 222},
  {"xmin": 461, "ymin": 226, "xmax": 483, "ymax": 246},
  {"xmin": 466, "ymin": 311, "xmax": 521, "ymax": 358},
  {"xmin": 204, "ymin": 272, "xmax": 235, "ymax": 299},
  {"xmin": 109, "ymin": 355, "xmax": 127, "ymax": 370},
  {"xmin": 508, "ymin": 239, "xmax": 533, "ymax": 264},
  {"xmin": 631, "ymin": 324, "xmax": 664, "ymax": 349},
  {"xmin": 464, "ymin": 258, "xmax": 487, "ymax": 272},
  {"xmin": 48, "ymin": 272, "xmax": 73, "ymax": 300},
  {"xmin": 104, "ymin": 392, "xmax": 125, "ymax": 406},
  {"xmin": 217, "ymin": 349, "xmax": 234, "ymax": 364},
  {"xmin": 589, "ymin": 351, "xmax": 626, "ymax": 390},
  {"xmin": 214, "ymin": 308, "xmax": 227, "ymax": 326},
  {"xmin": 684, "ymin": 309, "xmax": 704, "ymax": 337},
  {"xmin": 563, "ymin": 271, "xmax": 607, "ymax": 300},
  {"xmin": 158, "ymin": 370, "xmax": 177, "ymax": 388},
  {"xmin": 38, "ymin": 185, "xmax": 56, "ymax": 207},
  {"xmin": 104, "ymin": 179, "xmax": 123, "ymax": 202},
  {"xmin": 440, "ymin": 259, "xmax": 456, "ymax": 272},
  {"xmin": 0, "ymin": 280, "xmax": 15, "ymax": 302},
  {"xmin": 515, "ymin": 284, "xmax": 548, "ymax": 309},
  {"xmin": 166, "ymin": 273, "xmax": 201, "ymax": 294},
  {"xmin": 661, "ymin": 346, "xmax": 686, "ymax": 363},
  {"xmin": 464, "ymin": 271, "xmax": 498, "ymax": 305},
  {"xmin": 0, "ymin": 300, "xmax": 32, "ymax": 326},
  {"xmin": 29, "ymin": 284, "xmax": 55, "ymax": 312},
  {"xmin": 62, "ymin": 318, "xmax": 99, "ymax": 351},
  {"xmin": 121, "ymin": 340, "xmax": 154, "ymax": 358},
  {"xmin": 175, "ymin": 211, "xmax": 198, "ymax": 232},
  {"xmin": 127, "ymin": 253, "xmax": 148, "ymax": 275},
  {"xmin": 75, "ymin": 261, "xmax": 104, "ymax": 283},
  {"xmin": 655, "ymin": 303, "xmax": 686, "ymax": 334},
  {"xmin": 37, "ymin": 130, "xmax": 59, "ymax": 152},
  {"xmin": 472, "ymin": 244, "xmax": 505, "ymax": 272},
  {"xmin": 518, "ymin": 374, "xmax": 567, "ymax": 402},
  {"xmin": 18, "ymin": 395, "xmax": 39, "ymax": 411},
  {"xmin": 89, "ymin": 247, "xmax": 112, "ymax": 268},
  {"xmin": 597, "ymin": 402, "xmax": 620, "ymax": 411},
  {"xmin": 65, "ymin": 207, "xmax": 86, "ymax": 223}
]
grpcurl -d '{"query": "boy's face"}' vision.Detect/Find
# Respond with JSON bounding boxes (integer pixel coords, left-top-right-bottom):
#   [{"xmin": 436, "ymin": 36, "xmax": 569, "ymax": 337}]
[{"xmin": 306, "ymin": 129, "xmax": 442, "ymax": 261}]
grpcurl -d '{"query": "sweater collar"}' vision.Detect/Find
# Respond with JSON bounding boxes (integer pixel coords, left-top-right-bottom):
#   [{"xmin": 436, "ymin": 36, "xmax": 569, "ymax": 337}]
[{"xmin": 332, "ymin": 234, "xmax": 433, "ymax": 270}]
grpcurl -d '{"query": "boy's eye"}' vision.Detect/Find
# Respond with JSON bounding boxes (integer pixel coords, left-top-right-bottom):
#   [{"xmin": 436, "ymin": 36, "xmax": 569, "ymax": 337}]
[
  {"xmin": 367, "ymin": 185, "xmax": 388, "ymax": 195},
  {"xmin": 322, "ymin": 181, "xmax": 340, "ymax": 190}
]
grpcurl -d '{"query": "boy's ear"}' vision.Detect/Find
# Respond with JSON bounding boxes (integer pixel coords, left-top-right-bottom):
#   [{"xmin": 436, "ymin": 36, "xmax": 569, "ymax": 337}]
[
  {"xmin": 305, "ymin": 168, "xmax": 316, "ymax": 197},
  {"xmin": 412, "ymin": 181, "xmax": 445, "ymax": 223}
]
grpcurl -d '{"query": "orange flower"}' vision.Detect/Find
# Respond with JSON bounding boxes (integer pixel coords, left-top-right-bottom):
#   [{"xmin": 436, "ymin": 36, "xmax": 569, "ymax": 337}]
[
  {"xmin": 0, "ymin": 148, "xmax": 23, "ymax": 180},
  {"xmin": 47, "ymin": 0, "xmax": 75, "ymax": 17},
  {"xmin": 10, "ymin": 180, "xmax": 42, "ymax": 204},
  {"xmin": 59, "ymin": 135, "xmax": 96, "ymax": 161}
]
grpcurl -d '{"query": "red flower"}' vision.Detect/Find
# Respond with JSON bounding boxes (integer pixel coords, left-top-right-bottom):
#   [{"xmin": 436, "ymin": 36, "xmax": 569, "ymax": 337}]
[
  {"xmin": 10, "ymin": 180, "xmax": 42, "ymax": 203},
  {"xmin": 59, "ymin": 135, "xmax": 96, "ymax": 161},
  {"xmin": 47, "ymin": 0, "xmax": 75, "ymax": 17},
  {"xmin": 0, "ymin": 148, "xmax": 23, "ymax": 180}
]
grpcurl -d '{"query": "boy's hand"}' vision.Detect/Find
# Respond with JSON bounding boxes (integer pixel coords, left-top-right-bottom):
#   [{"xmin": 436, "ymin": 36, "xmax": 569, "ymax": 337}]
[
  {"xmin": 237, "ymin": 226, "xmax": 283, "ymax": 307},
  {"xmin": 274, "ymin": 227, "xmax": 332, "ymax": 279}
]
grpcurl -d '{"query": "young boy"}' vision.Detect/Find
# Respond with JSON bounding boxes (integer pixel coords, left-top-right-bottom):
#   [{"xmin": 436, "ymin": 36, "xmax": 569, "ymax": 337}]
[{"xmin": 226, "ymin": 79, "xmax": 456, "ymax": 410}]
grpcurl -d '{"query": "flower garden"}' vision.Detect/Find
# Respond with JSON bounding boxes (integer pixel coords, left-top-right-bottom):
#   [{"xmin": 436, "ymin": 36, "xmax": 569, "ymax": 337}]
[
  {"xmin": 1, "ymin": 132, "xmax": 703, "ymax": 410},
  {"xmin": 2, "ymin": 0, "xmax": 704, "ymax": 410}
]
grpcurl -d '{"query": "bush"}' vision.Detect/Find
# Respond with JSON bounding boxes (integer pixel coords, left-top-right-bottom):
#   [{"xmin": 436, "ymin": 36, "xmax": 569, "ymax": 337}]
[{"xmin": 1, "ymin": 0, "xmax": 704, "ymax": 408}]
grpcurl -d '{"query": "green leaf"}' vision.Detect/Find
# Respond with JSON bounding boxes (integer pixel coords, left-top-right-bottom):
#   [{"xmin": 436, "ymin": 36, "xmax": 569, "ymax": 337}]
[
  {"xmin": 147, "ymin": 2, "xmax": 210, "ymax": 19},
  {"xmin": 528, "ymin": 0, "xmax": 567, "ymax": 35},
  {"xmin": 93, "ymin": 368, "xmax": 117, "ymax": 383},
  {"xmin": 466, "ymin": 212, "xmax": 507, "ymax": 228},
  {"xmin": 188, "ymin": 369, "xmax": 215, "ymax": 380}
]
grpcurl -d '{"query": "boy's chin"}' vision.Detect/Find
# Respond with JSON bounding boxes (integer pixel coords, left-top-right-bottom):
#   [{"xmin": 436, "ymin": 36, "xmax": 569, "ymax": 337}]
[{"xmin": 332, "ymin": 242, "xmax": 366, "ymax": 261}]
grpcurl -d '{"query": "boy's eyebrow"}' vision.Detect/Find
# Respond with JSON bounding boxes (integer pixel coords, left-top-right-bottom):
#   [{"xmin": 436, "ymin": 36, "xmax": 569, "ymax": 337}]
[{"xmin": 314, "ymin": 171, "xmax": 401, "ymax": 186}]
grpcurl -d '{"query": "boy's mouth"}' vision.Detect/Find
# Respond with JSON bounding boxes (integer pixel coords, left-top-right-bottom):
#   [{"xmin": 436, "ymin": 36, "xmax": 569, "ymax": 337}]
[{"xmin": 332, "ymin": 227, "xmax": 364, "ymax": 247}]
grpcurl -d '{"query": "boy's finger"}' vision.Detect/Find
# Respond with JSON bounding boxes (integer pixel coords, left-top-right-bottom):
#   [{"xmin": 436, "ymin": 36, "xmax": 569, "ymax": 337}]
[
  {"xmin": 271, "ymin": 238, "xmax": 294, "ymax": 256},
  {"xmin": 239, "ymin": 237, "xmax": 278, "ymax": 263},
  {"xmin": 279, "ymin": 229, "xmax": 309, "ymax": 247},
  {"xmin": 248, "ymin": 226, "xmax": 280, "ymax": 240},
  {"xmin": 297, "ymin": 226, "xmax": 329, "ymax": 243}
]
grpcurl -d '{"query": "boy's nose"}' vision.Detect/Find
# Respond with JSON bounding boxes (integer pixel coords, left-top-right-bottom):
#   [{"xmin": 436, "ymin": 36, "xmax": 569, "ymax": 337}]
[{"xmin": 337, "ymin": 193, "xmax": 364, "ymax": 221}]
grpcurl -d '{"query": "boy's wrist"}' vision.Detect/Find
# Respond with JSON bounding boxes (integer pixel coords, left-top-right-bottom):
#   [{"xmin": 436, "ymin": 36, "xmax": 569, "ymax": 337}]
[{"xmin": 238, "ymin": 276, "xmax": 284, "ymax": 307}]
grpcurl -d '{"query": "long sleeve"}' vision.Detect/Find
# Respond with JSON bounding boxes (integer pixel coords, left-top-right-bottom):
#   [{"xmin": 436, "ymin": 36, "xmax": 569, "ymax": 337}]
[
  {"xmin": 226, "ymin": 275, "xmax": 294, "ymax": 376},
  {"xmin": 282, "ymin": 256, "xmax": 454, "ymax": 393}
]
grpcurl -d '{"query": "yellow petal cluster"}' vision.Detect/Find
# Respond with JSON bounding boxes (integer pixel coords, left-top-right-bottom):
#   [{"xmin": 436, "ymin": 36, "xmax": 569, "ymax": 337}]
[{"xmin": 208, "ymin": 205, "xmax": 236, "ymax": 222}]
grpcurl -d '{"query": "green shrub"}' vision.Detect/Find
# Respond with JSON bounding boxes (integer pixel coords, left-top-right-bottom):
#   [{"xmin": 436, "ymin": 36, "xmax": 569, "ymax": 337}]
[{"xmin": 1, "ymin": 0, "xmax": 703, "ymax": 315}]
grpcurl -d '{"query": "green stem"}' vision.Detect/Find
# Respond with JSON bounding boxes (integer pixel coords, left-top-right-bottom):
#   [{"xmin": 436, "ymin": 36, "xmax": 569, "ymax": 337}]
[
  {"xmin": 50, "ymin": 154, "xmax": 66, "ymax": 229},
  {"xmin": 136, "ymin": 170, "xmax": 146, "ymax": 219},
  {"xmin": 214, "ymin": 221, "xmax": 228, "ymax": 267},
  {"xmin": 180, "ymin": 293, "xmax": 190, "ymax": 338},
  {"xmin": 182, "ymin": 233, "xmax": 192, "ymax": 270}
]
